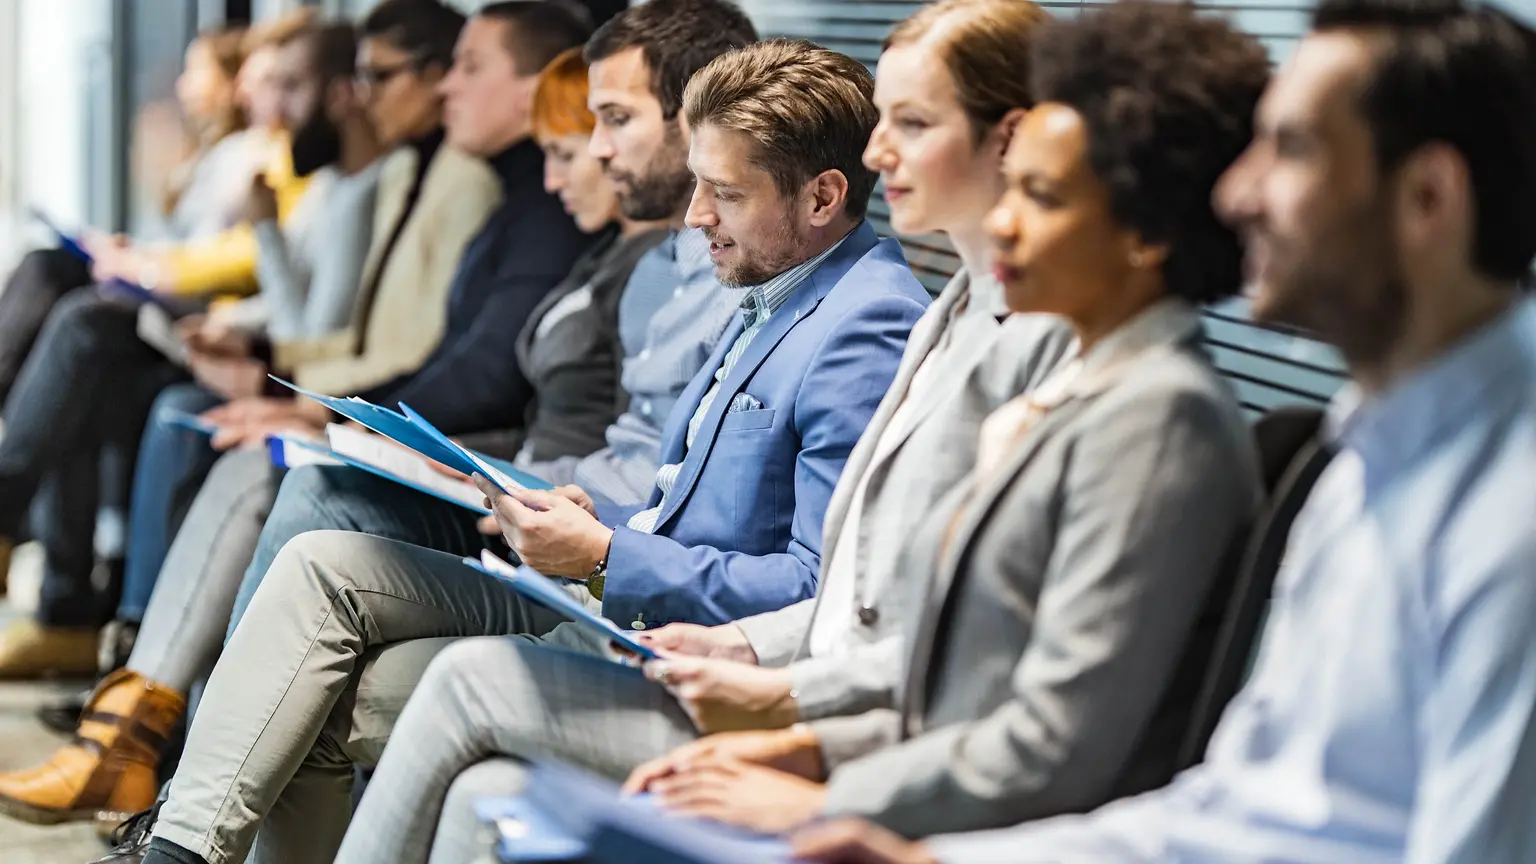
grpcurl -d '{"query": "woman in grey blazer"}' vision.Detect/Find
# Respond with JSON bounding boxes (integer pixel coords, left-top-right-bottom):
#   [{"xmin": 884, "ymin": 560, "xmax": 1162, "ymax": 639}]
[{"xmin": 632, "ymin": 1, "xmax": 1271, "ymax": 845}]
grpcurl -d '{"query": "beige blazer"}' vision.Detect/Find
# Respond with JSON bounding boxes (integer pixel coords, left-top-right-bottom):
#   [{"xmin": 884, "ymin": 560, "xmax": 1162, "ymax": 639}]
[{"xmin": 275, "ymin": 142, "xmax": 501, "ymax": 394}]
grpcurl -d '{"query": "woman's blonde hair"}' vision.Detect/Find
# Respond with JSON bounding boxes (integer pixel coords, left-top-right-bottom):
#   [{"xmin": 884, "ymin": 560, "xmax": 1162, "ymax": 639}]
[{"xmin": 884, "ymin": 0, "xmax": 1049, "ymax": 138}]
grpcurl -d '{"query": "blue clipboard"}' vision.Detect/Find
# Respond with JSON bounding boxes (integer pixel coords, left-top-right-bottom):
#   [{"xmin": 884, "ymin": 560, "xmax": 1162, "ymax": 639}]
[{"xmin": 464, "ymin": 551, "xmax": 657, "ymax": 661}]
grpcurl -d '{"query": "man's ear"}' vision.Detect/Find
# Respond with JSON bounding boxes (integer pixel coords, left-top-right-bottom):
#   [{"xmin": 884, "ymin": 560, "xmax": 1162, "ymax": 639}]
[
  {"xmin": 1395, "ymin": 142, "xmax": 1470, "ymax": 256},
  {"xmin": 806, "ymin": 169, "xmax": 850, "ymax": 228}
]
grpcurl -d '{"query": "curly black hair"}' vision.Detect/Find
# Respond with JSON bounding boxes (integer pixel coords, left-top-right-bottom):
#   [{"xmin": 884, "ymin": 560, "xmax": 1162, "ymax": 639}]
[{"xmin": 1030, "ymin": 1, "xmax": 1270, "ymax": 305}]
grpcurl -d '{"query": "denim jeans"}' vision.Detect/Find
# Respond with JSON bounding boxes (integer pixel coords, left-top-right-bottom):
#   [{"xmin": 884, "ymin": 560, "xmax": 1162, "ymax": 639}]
[
  {"xmin": 225, "ymin": 464, "xmax": 487, "ymax": 641},
  {"xmin": 118, "ymin": 383, "xmax": 226, "ymax": 621}
]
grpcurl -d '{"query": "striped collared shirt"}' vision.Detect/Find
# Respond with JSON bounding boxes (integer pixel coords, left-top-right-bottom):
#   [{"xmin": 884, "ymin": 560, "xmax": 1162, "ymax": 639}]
[
  {"xmin": 568, "ymin": 229, "xmax": 739, "ymax": 505},
  {"xmin": 627, "ymin": 235, "xmax": 847, "ymax": 534}
]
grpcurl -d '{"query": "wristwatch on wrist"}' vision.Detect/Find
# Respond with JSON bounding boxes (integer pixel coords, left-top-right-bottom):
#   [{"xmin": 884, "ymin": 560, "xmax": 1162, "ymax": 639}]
[{"xmin": 586, "ymin": 558, "xmax": 607, "ymax": 600}]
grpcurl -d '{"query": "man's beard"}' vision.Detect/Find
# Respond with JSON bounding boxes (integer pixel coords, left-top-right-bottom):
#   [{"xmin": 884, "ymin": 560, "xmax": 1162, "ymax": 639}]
[
  {"xmin": 290, "ymin": 110, "xmax": 342, "ymax": 178},
  {"xmin": 1255, "ymin": 200, "xmax": 1408, "ymax": 368},
  {"xmin": 615, "ymin": 126, "xmax": 692, "ymax": 221},
  {"xmin": 711, "ymin": 212, "xmax": 805, "ymax": 288}
]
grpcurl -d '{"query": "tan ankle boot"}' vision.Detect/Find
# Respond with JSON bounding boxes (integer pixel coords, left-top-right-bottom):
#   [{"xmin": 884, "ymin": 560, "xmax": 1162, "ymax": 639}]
[
  {"xmin": 0, "ymin": 669, "xmax": 184, "ymax": 825},
  {"xmin": 0, "ymin": 618, "xmax": 99, "ymax": 679}
]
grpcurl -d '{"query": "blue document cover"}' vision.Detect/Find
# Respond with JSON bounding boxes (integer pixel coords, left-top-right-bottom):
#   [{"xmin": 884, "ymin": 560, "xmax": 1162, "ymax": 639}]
[
  {"xmin": 30, "ymin": 207, "xmax": 93, "ymax": 264},
  {"xmin": 157, "ymin": 408, "xmax": 219, "ymax": 436},
  {"xmin": 398, "ymin": 404, "xmax": 552, "ymax": 493},
  {"xmin": 477, "ymin": 762, "xmax": 790, "ymax": 864},
  {"xmin": 474, "ymin": 797, "xmax": 589, "ymax": 862},
  {"xmin": 98, "ymin": 278, "xmax": 176, "ymax": 311},
  {"xmin": 464, "ymin": 551, "xmax": 658, "ymax": 661},
  {"xmin": 323, "ymin": 448, "xmax": 492, "ymax": 516},
  {"xmin": 269, "ymin": 377, "xmax": 552, "ymax": 494}
]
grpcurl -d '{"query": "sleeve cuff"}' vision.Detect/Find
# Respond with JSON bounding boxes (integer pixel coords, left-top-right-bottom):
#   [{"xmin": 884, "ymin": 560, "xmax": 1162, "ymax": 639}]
[{"xmin": 734, "ymin": 600, "xmax": 816, "ymax": 668}]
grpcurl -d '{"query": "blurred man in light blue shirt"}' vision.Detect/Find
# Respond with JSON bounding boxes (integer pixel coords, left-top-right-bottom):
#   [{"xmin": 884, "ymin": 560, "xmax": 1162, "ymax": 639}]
[{"xmin": 790, "ymin": 0, "xmax": 1536, "ymax": 862}]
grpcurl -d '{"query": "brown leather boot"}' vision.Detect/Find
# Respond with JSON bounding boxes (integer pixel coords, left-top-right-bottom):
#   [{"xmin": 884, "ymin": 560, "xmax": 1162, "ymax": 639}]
[
  {"xmin": 0, "ymin": 618, "xmax": 99, "ymax": 679},
  {"xmin": 0, "ymin": 669, "xmax": 184, "ymax": 825}
]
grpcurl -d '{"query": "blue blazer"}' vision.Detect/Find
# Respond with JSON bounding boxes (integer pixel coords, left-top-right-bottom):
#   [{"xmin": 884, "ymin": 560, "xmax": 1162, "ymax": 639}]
[{"xmin": 598, "ymin": 221, "xmax": 929, "ymax": 628}]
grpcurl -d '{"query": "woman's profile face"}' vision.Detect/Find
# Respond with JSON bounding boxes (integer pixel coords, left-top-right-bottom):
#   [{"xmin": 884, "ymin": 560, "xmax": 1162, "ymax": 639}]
[
  {"xmin": 176, "ymin": 41, "xmax": 236, "ymax": 124},
  {"xmin": 984, "ymin": 103, "xmax": 1140, "ymax": 319},
  {"xmin": 541, "ymin": 131, "xmax": 620, "ymax": 233},
  {"xmin": 865, "ymin": 42, "xmax": 1006, "ymax": 238}
]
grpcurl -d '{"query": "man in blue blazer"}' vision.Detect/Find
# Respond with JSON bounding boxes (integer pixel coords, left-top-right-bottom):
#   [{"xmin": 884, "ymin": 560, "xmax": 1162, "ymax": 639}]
[{"xmin": 134, "ymin": 34, "xmax": 928, "ymax": 864}]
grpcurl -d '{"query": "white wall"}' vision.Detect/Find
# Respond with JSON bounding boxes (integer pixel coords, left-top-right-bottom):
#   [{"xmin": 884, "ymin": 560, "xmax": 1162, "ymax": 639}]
[{"xmin": 0, "ymin": 0, "xmax": 112, "ymax": 267}]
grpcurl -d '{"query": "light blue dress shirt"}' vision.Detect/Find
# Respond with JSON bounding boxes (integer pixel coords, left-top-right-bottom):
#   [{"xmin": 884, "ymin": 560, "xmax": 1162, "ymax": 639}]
[
  {"xmin": 928, "ymin": 299, "xmax": 1536, "ymax": 864},
  {"xmin": 531, "ymin": 228, "xmax": 739, "ymax": 505}
]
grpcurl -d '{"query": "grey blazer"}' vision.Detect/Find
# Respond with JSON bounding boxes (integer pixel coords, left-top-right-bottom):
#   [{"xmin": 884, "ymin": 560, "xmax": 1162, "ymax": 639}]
[
  {"xmin": 814, "ymin": 304, "xmax": 1261, "ymax": 838},
  {"xmin": 733, "ymin": 272, "xmax": 1071, "ymax": 722}
]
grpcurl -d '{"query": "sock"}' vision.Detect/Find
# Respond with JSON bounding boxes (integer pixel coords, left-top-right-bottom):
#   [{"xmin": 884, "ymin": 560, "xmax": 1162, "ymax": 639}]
[{"xmin": 141, "ymin": 837, "xmax": 211, "ymax": 864}]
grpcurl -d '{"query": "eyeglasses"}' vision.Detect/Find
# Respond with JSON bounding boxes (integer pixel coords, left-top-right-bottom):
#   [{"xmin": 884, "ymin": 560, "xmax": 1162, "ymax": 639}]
[{"xmin": 356, "ymin": 62, "xmax": 417, "ymax": 88}]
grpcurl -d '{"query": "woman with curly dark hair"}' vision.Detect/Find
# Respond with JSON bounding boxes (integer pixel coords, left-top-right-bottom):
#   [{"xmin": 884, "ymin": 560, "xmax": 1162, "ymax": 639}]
[{"xmin": 620, "ymin": 0, "xmax": 1270, "ymax": 844}]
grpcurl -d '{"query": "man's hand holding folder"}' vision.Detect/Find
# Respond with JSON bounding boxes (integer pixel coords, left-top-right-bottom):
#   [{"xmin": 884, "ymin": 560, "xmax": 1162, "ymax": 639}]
[{"xmin": 472, "ymin": 475, "xmax": 612, "ymax": 580}]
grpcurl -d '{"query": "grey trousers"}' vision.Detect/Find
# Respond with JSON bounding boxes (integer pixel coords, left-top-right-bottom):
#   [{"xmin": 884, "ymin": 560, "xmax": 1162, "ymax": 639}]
[
  {"xmin": 334, "ymin": 635, "xmax": 701, "ymax": 864},
  {"xmin": 128, "ymin": 448, "xmax": 277, "ymax": 692},
  {"xmin": 150, "ymin": 530, "xmax": 611, "ymax": 864}
]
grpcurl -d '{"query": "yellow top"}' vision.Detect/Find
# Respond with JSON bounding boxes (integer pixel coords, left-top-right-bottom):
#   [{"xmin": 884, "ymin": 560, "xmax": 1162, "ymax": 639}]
[{"xmin": 156, "ymin": 131, "xmax": 310, "ymax": 296}]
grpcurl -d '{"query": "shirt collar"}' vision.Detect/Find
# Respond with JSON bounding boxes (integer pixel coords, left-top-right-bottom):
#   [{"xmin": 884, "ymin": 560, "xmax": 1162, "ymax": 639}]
[
  {"xmin": 1029, "ymin": 297, "xmax": 1203, "ymax": 410},
  {"xmin": 739, "ymin": 228, "xmax": 854, "ymax": 325},
  {"xmin": 1326, "ymin": 298, "xmax": 1536, "ymax": 493},
  {"xmin": 964, "ymin": 271, "xmax": 1012, "ymax": 319}
]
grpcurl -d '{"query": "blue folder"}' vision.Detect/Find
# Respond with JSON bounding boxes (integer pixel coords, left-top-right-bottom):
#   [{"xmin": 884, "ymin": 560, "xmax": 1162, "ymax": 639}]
[
  {"xmin": 477, "ymin": 761, "xmax": 791, "ymax": 864},
  {"xmin": 30, "ymin": 207, "xmax": 93, "ymax": 265},
  {"xmin": 269, "ymin": 376, "xmax": 552, "ymax": 494},
  {"xmin": 157, "ymin": 408, "xmax": 220, "ymax": 436},
  {"xmin": 463, "ymin": 551, "xmax": 658, "ymax": 661}
]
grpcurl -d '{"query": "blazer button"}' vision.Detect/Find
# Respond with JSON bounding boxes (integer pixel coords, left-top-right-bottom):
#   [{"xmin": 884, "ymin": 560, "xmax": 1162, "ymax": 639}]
[
  {"xmin": 858, "ymin": 606, "xmax": 878, "ymax": 627},
  {"xmin": 631, "ymin": 619, "xmax": 647, "ymax": 631}
]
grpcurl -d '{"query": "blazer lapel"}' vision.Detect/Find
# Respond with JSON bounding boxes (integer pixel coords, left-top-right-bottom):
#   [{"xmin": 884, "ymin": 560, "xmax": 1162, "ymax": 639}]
[
  {"xmin": 653, "ymin": 224, "xmax": 880, "ymax": 532},
  {"xmin": 815, "ymin": 272, "xmax": 965, "ymax": 563},
  {"xmin": 655, "ymin": 312, "xmax": 743, "ymax": 472},
  {"xmin": 900, "ymin": 395, "xmax": 1093, "ymax": 731}
]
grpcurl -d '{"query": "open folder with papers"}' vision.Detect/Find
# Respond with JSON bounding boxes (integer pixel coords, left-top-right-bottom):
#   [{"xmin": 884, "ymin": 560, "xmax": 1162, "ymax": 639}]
[
  {"xmin": 269, "ymin": 376, "xmax": 552, "ymax": 495},
  {"xmin": 464, "ymin": 551, "xmax": 658, "ymax": 661}
]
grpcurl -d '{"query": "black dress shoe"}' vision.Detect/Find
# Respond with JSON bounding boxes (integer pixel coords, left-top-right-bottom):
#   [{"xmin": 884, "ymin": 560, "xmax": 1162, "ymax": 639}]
[
  {"xmin": 36, "ymin": 688, "xmax": 89, "ymax": 734},
  {"xmin": 90, "ymin": 804, "xmax": 158, "ymax": 863}
]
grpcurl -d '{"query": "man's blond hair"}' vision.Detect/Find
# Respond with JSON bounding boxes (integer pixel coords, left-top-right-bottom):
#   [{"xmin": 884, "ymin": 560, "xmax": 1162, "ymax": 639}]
[{"xmin": 683, "ymin": 39, "xmax": 879, "ymax": 218}]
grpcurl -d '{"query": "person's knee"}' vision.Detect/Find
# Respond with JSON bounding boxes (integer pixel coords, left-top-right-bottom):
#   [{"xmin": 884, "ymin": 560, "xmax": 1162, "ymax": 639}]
[
  {"xmin": 263, "ymin": 529, "xmax": 367, "ymax": 600},
  {"xmin": 151, "ymin": 382, "xmax": 218, "ymax": 420},
  {"xmin": 443, "ymin": 758, "xmax": 529, "ymax": 813},
  {"xmin": 418, "ymin": 637, "xmax": 509, "ymax": 698},
  {"xmin": 12, "ymin": 247, "xmax": 83, "ymax": 292}
]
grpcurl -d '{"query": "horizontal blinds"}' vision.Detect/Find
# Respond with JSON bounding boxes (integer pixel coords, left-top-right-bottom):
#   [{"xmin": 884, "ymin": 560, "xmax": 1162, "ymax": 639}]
[{"xmin": 737, "ymin": 0, "xmax": 1344, "ymax": 414}]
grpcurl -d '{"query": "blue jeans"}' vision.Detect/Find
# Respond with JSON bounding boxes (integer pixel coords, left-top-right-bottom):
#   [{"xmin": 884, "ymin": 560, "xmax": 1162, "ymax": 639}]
[
  {"xmin": 225, "ymin": 464, "xmax": 487, "ymax": 641},
  {"xmin": 118, "ymin": 383, "xmax": 226, "ymax": 621}
]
